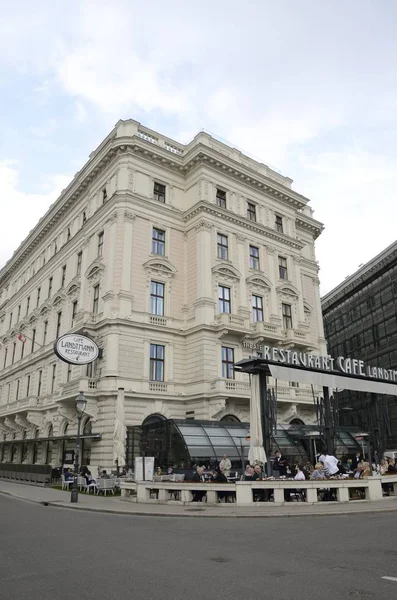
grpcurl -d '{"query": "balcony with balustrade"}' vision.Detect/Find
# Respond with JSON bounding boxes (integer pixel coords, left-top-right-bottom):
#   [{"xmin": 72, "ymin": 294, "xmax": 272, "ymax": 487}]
[
  {"xmin": 250, "ymin": 321, "xmax": 284, "ymax": 344},
  {"xmin": 281, "ymin": 328, "xmax": 314, "ymax": 350},
  {"xmin": 214, "ymin": 313, "xmax": 248, "ymax": 338}
]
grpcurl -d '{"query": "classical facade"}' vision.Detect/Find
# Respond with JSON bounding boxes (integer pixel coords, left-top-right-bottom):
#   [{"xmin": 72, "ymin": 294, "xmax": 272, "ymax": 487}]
[
  {"xmin": 322, "ymin": 241, "xmax": 397, "ymax": 453},
  {"xmin": 0, "ymin": 119, "xmax": 324, "ymax": 470}
]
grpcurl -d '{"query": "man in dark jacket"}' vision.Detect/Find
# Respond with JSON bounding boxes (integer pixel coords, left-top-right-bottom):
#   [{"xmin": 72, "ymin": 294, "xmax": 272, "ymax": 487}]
[
  {"xmin": 191, "ymin": 466, "xmax": 206, "ymax": 502},
  {"xmin": 273, "ymin": 450, "xmax": 288, "ymax": 476}
]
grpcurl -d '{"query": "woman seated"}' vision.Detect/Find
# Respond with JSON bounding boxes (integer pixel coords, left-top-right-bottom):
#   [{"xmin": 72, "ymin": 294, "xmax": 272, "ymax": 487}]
[
  {"xmin": 191, "ymin": 466, "xmax": 206, "ymax": 502},
  {"xmin": 311, "ymin": 462, "xmax": 326, "ymax": 480},
  {"xmin": 211, "ymin": 468, "xmax": 229, "ymax": 502}
]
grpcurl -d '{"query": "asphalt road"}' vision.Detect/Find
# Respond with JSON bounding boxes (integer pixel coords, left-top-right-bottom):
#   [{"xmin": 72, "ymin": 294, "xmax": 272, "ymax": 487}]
[{"xmin": 1, "ymin": 496, "xmax": 397, "ymax": 600}]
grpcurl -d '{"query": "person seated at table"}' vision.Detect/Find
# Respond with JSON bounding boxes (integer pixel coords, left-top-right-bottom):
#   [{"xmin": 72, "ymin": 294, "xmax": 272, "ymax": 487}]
[
  {"xmin": 211, "ymin": 468, "xmax": 229, "ymax": 502},
  {"xmin": 311, "ymin": 462, "xmax": 326, "ymax": 480},
  {"xmin": 80, "ymin": 466, "xmax": 92, "ymax": 485},
  {"xmin": 244, "ymin": 464, "xmax": 254, "ymax": 481},
  {"xmin": 294, "ymin": 465, "xmax": 306, "ymax": 481},
  {"xmin": 360, "ymin": 462, "xmax": 371, "ymax": 477},
  {"xmin": 387, "ymin": 459, "xmax": 397, "ymax": 474},
  {"xmin": 191, "ymin": 466, "xmax": 206, "ymax": 502},
  {"xmin": 101, "ymin": 470, "xmax": 110, "ymax": 479},
  {"xmin": 353, "ymin": 463, "xmax": 364, "ymax": 479},
  {"xmin": 252, "ymin": 464, "xmax": 263, "ymax": 480},
  {"xmin": 63, "ymin": 468, "xmax": 73, "ymax": 482}
]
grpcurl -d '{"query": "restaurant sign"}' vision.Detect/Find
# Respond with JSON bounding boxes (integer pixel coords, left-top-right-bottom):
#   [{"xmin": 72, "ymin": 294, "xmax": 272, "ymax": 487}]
[
  {"xmin": 243, "ymin": 342, "xmax": 397, "ymax": 384},
  {"xmin": 54, "ymin": 334, "xmax": 99, "ymax": 365}
]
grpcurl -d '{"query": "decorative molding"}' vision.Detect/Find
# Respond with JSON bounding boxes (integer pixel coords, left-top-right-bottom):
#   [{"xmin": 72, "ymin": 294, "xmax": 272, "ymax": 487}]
[
  {"xmin": 276, "ymin": 283, "xmax": 300, "ymax": 299},
  {"xmin": 212, "ymin": 263, "xmax": 241, "ymax": 280},
  {"xmin": 246, "ymin": 273, "xmax": 272, "ymax": 289},
  {"xmin": 266, "ymin": 245, "xmax": 276, "ymax": 254},
  {"xmin": 195, "ymin": 219, "xmax": 213, "ymax": 231},
  {"xmin": 143, "ymin": 257, "xmax": 177, "ymax": 278},
  {"xmin": 123, "ymin": 210, "xmax": 135, "ymax": 223}
]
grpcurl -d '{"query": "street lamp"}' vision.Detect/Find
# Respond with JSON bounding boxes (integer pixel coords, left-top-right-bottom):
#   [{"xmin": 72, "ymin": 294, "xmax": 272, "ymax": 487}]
[{"xmin": 70, "ymin": 392, "xmax": 87, "ymax": 503}]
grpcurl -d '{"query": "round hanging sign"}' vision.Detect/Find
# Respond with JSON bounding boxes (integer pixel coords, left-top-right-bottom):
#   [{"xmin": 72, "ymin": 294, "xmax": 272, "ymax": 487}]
[{"xmin": 54, "ymin": 333, "xmax": 99, "ymax": 365}]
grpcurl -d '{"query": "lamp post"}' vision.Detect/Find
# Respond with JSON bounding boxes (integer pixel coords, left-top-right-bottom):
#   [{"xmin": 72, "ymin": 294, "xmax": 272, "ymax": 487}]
[{"xmin": 70, "ymin": 392, "xmax": 87, "ymax": 503}]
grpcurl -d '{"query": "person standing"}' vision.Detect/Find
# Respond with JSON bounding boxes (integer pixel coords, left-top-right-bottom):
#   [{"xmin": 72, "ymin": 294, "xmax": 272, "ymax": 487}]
[
  {"xmin": 219, "ymin": 454, "xmax": 231, "ymax": 477},
  {"xmin": 351, "ymin": 452, "xmax": 362, "ymax": 471},
  {"xmin": 321, "ymin": 451, "xmax": 339, "ymax": 476},
  {"xmin": 273, "ymin": 450, "xmax": 288, "ymax": 476}
]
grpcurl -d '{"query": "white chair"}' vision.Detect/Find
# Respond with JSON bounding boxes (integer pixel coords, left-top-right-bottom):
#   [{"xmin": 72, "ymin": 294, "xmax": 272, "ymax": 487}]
[
  {"xmin": 61, "ymin": 474, "xmax": 73, "ymax": 490},
  {"xmin": 77, "ymin": 476, "xmax": 87, "ymax": 492},
  {"xmin": 96, "ymin": 478, "xmax": 115, "ymax": 496},
  {"xmin": 86, "ymin": 478, "xmax": 98, "ymax": 494}
]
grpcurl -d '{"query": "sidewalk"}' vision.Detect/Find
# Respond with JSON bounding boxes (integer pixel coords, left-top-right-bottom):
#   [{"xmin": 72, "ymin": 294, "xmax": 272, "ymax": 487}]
[{"xmin": 1, "ymin": 480, "xmax": 397, "ymax": 518}]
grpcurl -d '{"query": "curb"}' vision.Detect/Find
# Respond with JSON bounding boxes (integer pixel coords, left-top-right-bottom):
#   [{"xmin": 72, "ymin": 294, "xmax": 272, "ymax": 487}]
[{"xmin": 2, "ymin": 489, "xmax": 397, "ymax": 518}]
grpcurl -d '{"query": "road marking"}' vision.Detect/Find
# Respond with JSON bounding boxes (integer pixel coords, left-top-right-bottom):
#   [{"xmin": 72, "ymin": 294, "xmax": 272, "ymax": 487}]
[{"xmin": 382, "ymin": 576, "xmax": 397, "ymax": 582}]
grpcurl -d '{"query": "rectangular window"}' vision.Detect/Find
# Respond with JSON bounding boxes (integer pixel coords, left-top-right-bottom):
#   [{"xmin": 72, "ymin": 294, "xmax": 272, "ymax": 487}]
[
  {"xmin": 82, "ymin": 211, "xmax": 87, "ymax": 226},
  {"xmin": 37, "ymin": 287, "xmax": 41, "ymax": 307},
  {"xmin": 275, "ymin": 215, "xmax": 283, "ymax": 233},
  {"xmin": 152, "ymin": 228, "xmax": 165, "ymax": 256},
  {"xmin": 61, "ymin": 265, "xmax": 66, "ymax": 288},
  {"xmin": 17, "ymin": 305, "xmax": 21, "ymax": 322},
  {"xmin": 249, "ymin": 245, "xmax": 260, "ymax": 270},
  {"xmin": 37, "ymin": 370, "xmax": 42, "ymax": 396},
  {"xmin": 247, "ymin": 202, "xmax": 256, "ymax": 222},
  {"xmin": 9, "ymin": 312, "xmax": 12, "ymax": 328},
  {"xmin": 27, "ymin": 375, "xmax": 30, "ymax": 397},
  {"xmin": 217, "ymin": 234, "xmax": 229, "ymax": 260},
  {"xmin": 150, "ymin": 281, "xmax": 165, "ymax": 316},
  {"xmin": 31, "ymin": 329, "xmax": 36, "ymax": 353},
  {"xmin": 54, "ymin": 240, "xmax": 58, "ymax": 254},
  {"xmin": 72, "ymin": 301, "xmax": 78, "ymax": 322},
  {"xmin": 7, "ymin": 383, "xmax": 10, "ymax": 402},
  {"xmin": 218, "ymin": 285, "xmax": 231, "ymax": 314},
  {"xmin": 222, "ymin": 347, "xmax": 235, "ymax": 379},
  {"xmin": 92, "ymin": 285, "xmax": 100, "ymax": 314},
  {"xmin": 150, "ymin": 344, "xmax": 165, "ymax": 381},
  {"xmin": 11, "ymin": 343, "xmax": 16, "ymax": 364},
  {"xmin": 67, "ymin": 363, "xmax": 72, "ymax": 382},
  {"xmin": 76, "ymin": 252, "xmax": 82, "ymax": 276},
  {"xmin": 67, "ymin": 227, "xmax": 71, "ymax": 242},
  {"xmin": 48, "ymin": 277, "xmax": 53, "ymax": 298},
  {"xmin": 16, "ymin": 379, "xmax": 20, "ymax": 400},
  {"xmin": 21, "ymin": 337, "xmax": 25, "ymax": 359},
  {"xmin": 56, "ymin": 312, "xmax": 62, "ymax": 338},
  {"xmin": 102, "ymin": 188, "xmax": 108, "ymax": 203},
  {"xmin": 252, "ymin": 295, "xmax": 264, "ymax": 322},
  {"xmin": 279, "ymin": 257, "xmax": 288, "ymax": 280},
  {"xmin": 282, "ymin": 303, "xmax": 293, "ymax": 329},
  {"xmin": 216, "ymin": 189, "xmax": 226, "ymax": 209},
  {"xmin": 3, "ymin": 348, "xmax": 7, "ymax": 368},
  {"xmin": 97, "ymin": 232, "xmax": 104, "ymax": 256},
  {"xmin": 43, "ymin": 321, "xmax": 48, "ymax": 346},
  {"xmin": 51, "ymin": 365, "xmax": 56, "ymax": 393},
  {"xmin": 26, "ymin": 297, "xmax": 30, "ymax": 315},
  {"xmin": 153, "ymin": 182, "xmax": 166, "ymax": 203}
]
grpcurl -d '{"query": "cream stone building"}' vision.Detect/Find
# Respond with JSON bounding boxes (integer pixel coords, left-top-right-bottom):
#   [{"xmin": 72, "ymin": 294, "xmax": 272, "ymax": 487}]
[{"xmin": 0, "ymin": 119, "xmax": 325, "ymax": 471}]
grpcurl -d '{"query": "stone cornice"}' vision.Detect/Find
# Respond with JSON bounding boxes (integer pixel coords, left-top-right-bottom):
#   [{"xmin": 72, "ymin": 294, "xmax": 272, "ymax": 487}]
[
  {"xmin": 0, "ymin": 127, "xmax": 318, "ymax": 287},
  {"xmin": 183, "ymin": 201, "xmax": 305, "ymax": 250},
  {"xmin": 296, "ymin": 213, "xmax": 323, "ymax": 240}
]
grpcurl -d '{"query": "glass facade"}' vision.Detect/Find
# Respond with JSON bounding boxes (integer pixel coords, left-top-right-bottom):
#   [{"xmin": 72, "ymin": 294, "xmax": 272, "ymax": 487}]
[
  {"xmin": 323, "ymin": 256, "xmax": 397, "ymax": 452},
  {"xmin": 125, "ymin": 419, "xmax": 361, "ymax": 471}
]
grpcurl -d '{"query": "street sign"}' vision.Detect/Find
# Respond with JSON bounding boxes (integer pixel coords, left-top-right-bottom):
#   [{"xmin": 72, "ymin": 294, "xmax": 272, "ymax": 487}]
[{"xmin": 54, "ymin": 333, "xmax": 99, "ymax": 365}]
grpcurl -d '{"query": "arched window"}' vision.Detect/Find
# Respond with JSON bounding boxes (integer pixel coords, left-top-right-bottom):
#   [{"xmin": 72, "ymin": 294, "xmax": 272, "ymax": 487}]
[
  {"xmin": 290, "ymin": 418, "xmax": 305, "ymax": 425},
  {"xmin": 63, "ymin": 423, "xmax": 69, "ymax": 435},
  {"xmin": 220, "ymin": 414, "xmax": 241, "ymax": 423},
  {"xmin": 142, "ymin": 414, "xmax": 166, "ymax": 426}
]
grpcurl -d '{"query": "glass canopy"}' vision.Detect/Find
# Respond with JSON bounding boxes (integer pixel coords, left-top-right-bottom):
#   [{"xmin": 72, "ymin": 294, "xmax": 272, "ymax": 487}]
[{"xmin": 125, "ymin": 419, "xmax": 361, "ymax": 470}]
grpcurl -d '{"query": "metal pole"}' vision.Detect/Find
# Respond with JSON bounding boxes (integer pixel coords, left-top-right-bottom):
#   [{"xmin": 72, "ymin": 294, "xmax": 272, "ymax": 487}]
[
  {"xmin": 323, "ymin": 386, "xmax": 333, "ymax": 454},
  {"xmin": 142, "ymin": 449, "xmax": 146, "ymax": 482},
  {"xmin": 259, "ymin": 370, "xmax": 271, "ymax": 476},
  {"xmin": 240, "ymin": 438, "xmax": 245, "ymax": 480},
  {"xmin": 70, "ymin": 415, "xmax": 82, "ymax": 503}
]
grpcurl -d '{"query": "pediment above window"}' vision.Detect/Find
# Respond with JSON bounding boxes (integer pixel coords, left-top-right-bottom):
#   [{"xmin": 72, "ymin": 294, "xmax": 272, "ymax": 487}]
[
  {"xmin": 39, "ymin": 302, "xmax": 51, "ymax": 315},
  {"xmin": 66, "ymin": 280, "xmax": 81, "ymax": 297},
  {"xmin": 85, "ymin": 260, "xmax": 105, "ymax": 283},
  {"xmin": 303, "ymin": 302, "xmax": 313, "ymax": 314},
  {"xmin": 143, "ymin": 258, "xmax": 177, "ymax": 277},
  {"xmin": 52, "ymin": 292, "xmax": 66, "ymax": 307},
  {"xmin": 27, "ymin": 313, "xmax": 37, "ymax": 324},
  {"xmin": 246, "ymin": 274, "xmax": 271, "ymax": 289},
  {"xmin": 277, "ymin": 284, "xmax": 300, "ymax": 299},
  {"xmin": 212, "ymin": 264, "xmax": 241, "ymax": 280}
]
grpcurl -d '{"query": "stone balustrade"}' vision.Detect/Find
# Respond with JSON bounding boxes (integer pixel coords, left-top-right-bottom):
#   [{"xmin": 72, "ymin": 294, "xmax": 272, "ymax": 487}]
[{"xmin": 120, "ymin": 476, "xmax": 387, "ymax": 505}]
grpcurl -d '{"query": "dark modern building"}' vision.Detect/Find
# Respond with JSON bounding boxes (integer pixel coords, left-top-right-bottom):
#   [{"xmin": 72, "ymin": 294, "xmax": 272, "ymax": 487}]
[{"xmin": 322, "ymin": 241, "xmax": 397, "ymax": 454}]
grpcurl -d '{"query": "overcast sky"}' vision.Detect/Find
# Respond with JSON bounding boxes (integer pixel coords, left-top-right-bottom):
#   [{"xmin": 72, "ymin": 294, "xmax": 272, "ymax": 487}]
[{"xmin": 1, "ymin": 0, "xmax": 397, "ymax": 294}]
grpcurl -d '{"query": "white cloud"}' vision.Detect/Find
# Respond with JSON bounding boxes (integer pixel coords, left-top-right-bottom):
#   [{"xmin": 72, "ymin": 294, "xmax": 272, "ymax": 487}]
[
  {"xmin": 0, "ymin": 161, "xmax": 71, "ymax": 270},
  {"xmin": 1, "ymin": 1, "xmax": 397, "ymax": 294}
]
